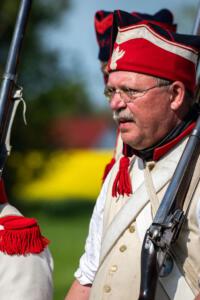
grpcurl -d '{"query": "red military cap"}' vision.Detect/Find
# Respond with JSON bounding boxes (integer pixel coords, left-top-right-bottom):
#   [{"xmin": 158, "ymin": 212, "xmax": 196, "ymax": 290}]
[
  {"xmin": 107, "ymin": 22, "xmax": 200, "ymax": 94},
  {"xmin": 94, "ymin": 9, "xmax": 177, "ymax": 63}
]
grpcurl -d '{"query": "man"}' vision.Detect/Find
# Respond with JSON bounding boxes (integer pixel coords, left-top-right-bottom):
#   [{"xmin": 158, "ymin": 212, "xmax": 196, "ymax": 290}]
[
  {"xmin": 94, "ymin": 9, "xmax": 177, "ymax": 181},
  {"xmin": 65, "ymin": 13, "xmax": 200, "ymax": 300},
  {"xmin": 0, "ymin": 179, "xmax": 53, "ymax": 299}
]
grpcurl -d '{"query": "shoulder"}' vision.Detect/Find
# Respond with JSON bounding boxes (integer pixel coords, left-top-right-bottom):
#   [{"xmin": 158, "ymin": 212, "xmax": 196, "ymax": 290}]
[{"xmin": 0, "ymin": 203, "xmax": 49, "ymax": 255}]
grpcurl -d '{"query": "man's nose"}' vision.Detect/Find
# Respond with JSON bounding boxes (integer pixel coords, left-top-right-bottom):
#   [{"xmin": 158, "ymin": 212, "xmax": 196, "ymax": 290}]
[{"xmin": 109, "ymin": 92, "xmax": 126, "ymax": 111}]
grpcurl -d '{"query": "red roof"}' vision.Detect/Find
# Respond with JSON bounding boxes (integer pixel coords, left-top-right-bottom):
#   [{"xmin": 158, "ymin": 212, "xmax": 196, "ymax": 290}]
[{"xmin": 48, "ymin": 116, "xmax": 114, "ymax": 148}]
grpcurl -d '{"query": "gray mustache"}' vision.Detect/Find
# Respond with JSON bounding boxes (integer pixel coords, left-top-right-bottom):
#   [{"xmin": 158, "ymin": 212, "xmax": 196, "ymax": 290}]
[{"xmin": 113, "ymin": 111, "xmax": 134, "ymax": 122}]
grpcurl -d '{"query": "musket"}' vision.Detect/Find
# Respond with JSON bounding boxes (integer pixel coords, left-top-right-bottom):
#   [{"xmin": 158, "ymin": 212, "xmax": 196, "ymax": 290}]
[
  {"xmin": 138, "ymin": 3, "xmax": 200, "ymax": 300},
  {"xmin": 193, "ymin": 2, "xmax": 200, "ymax": 36},
  {"xmin": 0, "ymin": 0, "xmax": 32, "ymax": 176}
]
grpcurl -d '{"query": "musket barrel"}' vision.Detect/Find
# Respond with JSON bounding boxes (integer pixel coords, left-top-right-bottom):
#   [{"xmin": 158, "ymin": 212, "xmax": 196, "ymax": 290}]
[
  {"xmin": 5, "ymin": 0, "xmax": 32, "ymax": 76},
  {"xmin": 0, "ymin": 0, "xmax": 32, "ymax": 170},
  {"xmin": 192, "ymin": 1, "xmax": 200, "ymax": 35}
]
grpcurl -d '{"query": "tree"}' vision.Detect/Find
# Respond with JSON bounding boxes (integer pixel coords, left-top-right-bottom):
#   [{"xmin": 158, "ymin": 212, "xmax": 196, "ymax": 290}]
[{"xmin": 0, "ymin": 1, "xmax": 70, "ymax": 92}]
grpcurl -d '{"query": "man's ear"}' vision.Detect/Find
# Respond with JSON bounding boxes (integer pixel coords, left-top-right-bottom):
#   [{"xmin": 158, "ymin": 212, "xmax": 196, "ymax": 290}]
[{"xmin": 169, "ymin": 81, "xmax": 185, "ymax": 111}]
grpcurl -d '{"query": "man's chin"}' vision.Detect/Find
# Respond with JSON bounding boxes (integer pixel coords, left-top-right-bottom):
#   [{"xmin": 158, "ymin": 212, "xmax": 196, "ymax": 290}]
[
  {"xmin": 120, "ymin": 131, "xmax": 143, "ymax": 149},
  {"xmin": 121, "ymin": 133, "xmax": 135, "ymax": 147}
]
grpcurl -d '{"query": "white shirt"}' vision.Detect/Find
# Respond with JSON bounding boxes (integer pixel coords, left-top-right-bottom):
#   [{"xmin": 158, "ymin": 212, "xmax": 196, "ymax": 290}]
[{"xmin": 74, "ymin": 172, "xmax": 109, "ymax": 285}]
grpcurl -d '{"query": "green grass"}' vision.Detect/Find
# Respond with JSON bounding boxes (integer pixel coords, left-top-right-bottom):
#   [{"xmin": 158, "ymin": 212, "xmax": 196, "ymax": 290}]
[{"xmin": 17, "ymin": 201, "xmax": 94, "ymax": 300}]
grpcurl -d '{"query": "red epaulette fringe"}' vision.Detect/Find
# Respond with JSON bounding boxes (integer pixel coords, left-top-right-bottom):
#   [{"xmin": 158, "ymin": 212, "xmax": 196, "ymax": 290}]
[
  {"xmin": 0, "ymin": 215, "xmax": 50, "ymax": 255},
  {"xmin": 112, "ymin": 156, "xmax": 132, "ymax": 197}
]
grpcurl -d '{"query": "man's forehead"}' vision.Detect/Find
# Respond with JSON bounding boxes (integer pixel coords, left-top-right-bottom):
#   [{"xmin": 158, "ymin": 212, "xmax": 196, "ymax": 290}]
[{"xmin": 107, "ymin": 71, "xmax": 156, "ymax": 86}]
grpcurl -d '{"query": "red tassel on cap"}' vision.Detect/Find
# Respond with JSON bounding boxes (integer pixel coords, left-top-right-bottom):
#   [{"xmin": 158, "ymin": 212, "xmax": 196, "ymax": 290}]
[
  {"xmin": 112, "ymin": 156, "xmax": 132, "ymax": 197},
  {"xmin": 102, "ymin": 157, "xmax": 116, "ymax": 182},
  {"xmin": 0, "ymin": 215, "xmax": 49, "ymax": 255}
]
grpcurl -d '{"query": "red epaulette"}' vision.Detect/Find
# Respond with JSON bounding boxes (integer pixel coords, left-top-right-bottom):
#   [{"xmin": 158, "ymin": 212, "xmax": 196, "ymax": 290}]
[{"xmin": 0, "ymin": 215, "xmax": 50, "ymax": 255}]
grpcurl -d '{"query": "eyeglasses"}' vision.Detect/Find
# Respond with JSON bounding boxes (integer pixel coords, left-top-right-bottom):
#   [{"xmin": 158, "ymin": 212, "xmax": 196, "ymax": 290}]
[{"xmin": 104, "ymin": 83, "xmax": 171, "ymax": 103}]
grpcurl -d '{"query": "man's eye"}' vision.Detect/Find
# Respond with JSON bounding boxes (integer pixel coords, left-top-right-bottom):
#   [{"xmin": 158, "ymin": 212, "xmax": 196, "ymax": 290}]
[
  {"xmin": 108, "ymin": 88, "xmax": 115, "ymax": 94},
  {"xmin": 104, "ymin": 88, "xmax": 114, "ymax": 97},
  {"xmin": 122, "ymin": 88, "xmax": 138, "ymax": 95}
]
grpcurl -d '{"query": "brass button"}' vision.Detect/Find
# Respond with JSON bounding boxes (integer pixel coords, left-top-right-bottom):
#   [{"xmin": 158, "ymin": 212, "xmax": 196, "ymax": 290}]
[
  {"xmin": 129, "ymin": 224, "xmax": 135, "ymax": 233},
  {"xmin": 119, "ymin": 245, "xmax": 127, "ymax": 252},
  {"xmin": 147, "ymin": 161, "xmax": 155, "ymax": 171},
  {"xmin": 104, "ymin": 285, "xmax": 111, "ymax": 293},
  {"xmin": 109, "ymin": 264, "xmax": 118, "ymax": 273}
]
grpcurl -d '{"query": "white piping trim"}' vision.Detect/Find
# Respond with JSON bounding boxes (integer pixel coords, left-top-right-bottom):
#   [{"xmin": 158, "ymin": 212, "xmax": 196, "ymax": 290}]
[{"xmin": 116, "ymin": 25, "xmax": 198, "ymax": 64}]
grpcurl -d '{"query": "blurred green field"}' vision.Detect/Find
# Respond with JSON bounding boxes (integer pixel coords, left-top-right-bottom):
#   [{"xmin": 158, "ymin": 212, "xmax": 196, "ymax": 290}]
[{"xmin": 19, "ymin": 201, "xmax": 94, "ymax": 300}]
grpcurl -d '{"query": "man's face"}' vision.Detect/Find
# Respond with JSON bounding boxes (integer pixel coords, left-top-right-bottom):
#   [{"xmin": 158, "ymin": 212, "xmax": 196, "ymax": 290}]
[{"xmin": 107, "ymin": 71, "xmax": 180, "ymax": 150}]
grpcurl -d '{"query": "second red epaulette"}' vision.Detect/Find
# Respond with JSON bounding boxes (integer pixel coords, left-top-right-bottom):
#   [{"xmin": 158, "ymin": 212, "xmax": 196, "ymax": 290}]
[{"xmin": 0, "ymin": 215, "xmax": 50, "ymax": 255}]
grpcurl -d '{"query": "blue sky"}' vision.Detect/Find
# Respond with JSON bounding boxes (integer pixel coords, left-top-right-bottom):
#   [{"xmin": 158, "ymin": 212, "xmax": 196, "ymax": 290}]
[{"xmin": 44, "ymin": 0, "xmax": 199, "ymax": 109}]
